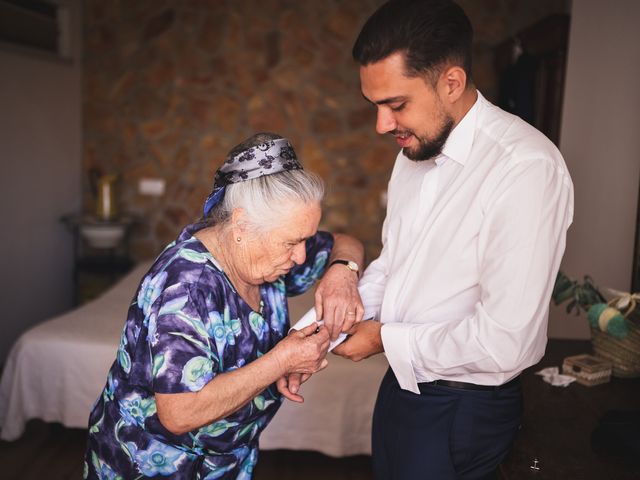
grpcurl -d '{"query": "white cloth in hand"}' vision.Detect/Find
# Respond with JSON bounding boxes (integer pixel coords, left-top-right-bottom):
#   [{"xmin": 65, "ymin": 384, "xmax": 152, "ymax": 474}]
[{"xmin": 290, "ymin": 289, "xmax": 377, "ymax": 351}]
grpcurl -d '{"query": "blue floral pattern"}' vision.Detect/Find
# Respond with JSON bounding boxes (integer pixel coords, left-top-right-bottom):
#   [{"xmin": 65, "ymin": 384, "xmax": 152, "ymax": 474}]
[
  {"xmin": 85, "ymin": 221, "xmax": 333, "ymax": 479},
  {"xmin": 127, "ymin": 439, "xmax": 184, "ymax": 477}
]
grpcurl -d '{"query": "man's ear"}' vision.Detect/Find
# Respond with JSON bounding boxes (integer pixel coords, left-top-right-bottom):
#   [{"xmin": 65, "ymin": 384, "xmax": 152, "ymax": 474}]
[{"xmin": 440, "ymin": 65, "xmax": 467, "ymax": 104}]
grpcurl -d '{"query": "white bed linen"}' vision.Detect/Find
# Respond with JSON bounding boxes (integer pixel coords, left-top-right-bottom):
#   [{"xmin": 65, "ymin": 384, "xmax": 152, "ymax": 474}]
[
  {"xmin": 0, "ymin": 261, "xmax": 388, "ymax": 456},
  {"xmin": 0, "ymin": 262, "xmax": 149, "ymax": 441},
  {"xmin": 259, "ymin": 353, "xmax": 387, "ymax": 456}
]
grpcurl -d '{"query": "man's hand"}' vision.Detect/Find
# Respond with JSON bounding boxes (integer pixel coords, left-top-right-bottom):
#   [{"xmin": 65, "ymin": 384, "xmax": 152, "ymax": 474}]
[
  {"xmin": 332, "ymin": 320, "xmax": 383, "ymax": 361},
  {"xmin": 315, "ymin": 264, "xmax": 364, "ymax": 341}
]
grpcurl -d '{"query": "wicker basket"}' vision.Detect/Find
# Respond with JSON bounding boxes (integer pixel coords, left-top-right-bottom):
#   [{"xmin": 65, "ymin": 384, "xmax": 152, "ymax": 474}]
[{"xmin": 590, "ymin": 310, "xmax": 640, "ymax": 378}]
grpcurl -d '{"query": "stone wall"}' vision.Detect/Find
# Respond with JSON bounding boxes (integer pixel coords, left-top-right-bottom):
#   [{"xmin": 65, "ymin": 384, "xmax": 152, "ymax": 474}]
[{"xmin": 83, "ymin": 0, "xmax": 569, "ymax": 263}]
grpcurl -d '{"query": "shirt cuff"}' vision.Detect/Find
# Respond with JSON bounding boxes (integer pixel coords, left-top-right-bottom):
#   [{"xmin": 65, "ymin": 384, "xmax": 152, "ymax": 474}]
[{"xmin": 380, "ymin": 323, "xmax": 420, "ymax": 394}]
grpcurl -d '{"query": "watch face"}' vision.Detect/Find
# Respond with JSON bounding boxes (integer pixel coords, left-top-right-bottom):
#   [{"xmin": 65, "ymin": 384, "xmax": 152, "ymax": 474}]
[{"xmin": 331, "ymin": 259, "xmax": 359, "ymax": 274}]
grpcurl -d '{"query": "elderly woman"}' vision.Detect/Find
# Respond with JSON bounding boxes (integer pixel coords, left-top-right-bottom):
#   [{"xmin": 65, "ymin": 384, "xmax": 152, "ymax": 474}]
[{"xmin": 84, "ymin": 133, "xmax": 364, "ymax": 479}]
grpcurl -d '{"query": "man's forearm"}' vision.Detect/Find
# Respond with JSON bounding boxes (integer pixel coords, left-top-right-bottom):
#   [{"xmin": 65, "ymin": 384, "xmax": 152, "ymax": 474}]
[{"xmin": 330, "ymin": 232, "xmax": 365, "ymax": 271}]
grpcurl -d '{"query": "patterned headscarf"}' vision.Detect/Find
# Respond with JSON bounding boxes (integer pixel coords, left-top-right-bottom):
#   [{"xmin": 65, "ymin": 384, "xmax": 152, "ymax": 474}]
[{"xmin": 203, "ymin": 137, "xmax": 302, "ymax": 217}]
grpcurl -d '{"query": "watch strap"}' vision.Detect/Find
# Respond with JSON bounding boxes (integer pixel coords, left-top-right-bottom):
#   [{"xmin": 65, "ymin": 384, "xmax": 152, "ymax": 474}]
[{"xmin": 329, "ymin": 259, "xmax": 360, "ymax": 276}]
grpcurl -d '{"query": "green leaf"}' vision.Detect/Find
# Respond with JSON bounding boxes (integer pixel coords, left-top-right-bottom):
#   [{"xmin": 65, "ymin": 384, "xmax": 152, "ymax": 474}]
[
  {"xmin": 553, "ymin": 270, "xmax": 606, "ymax": 315},
  {"xmin": 91, "ymin": 452, "xmax": 101, "ymax": 474},
  {"xmin": 175, "ymin": 311, "xmax": 209, "ymax": 339},
  {"xmin": 178, "ymin": 249, "xmax": 211, "ymax": 264},
  {"xmin": 229, "ymin": 318, "xmax": 242, "ymax": 336},
  {"xmin": 118, "ymin": 347, "xmax": 131, "ymax": 374},
  {"xmin": 254, "ymin": 395, "xmax": 265, "ymax": 410},
  {"xmin": 169, "ymin": 332, "xmax": 218, "ymax": 362},
  {"xmin": 198, "ymin": 420, "xmax": 239, "ymax": 438},
  {"xmin": 152, "ymin": 354, "xmax": 165, "ymax": 377},
  {"xmin": 552, "ymin": 271, "xmax": 576, "ymax": 304},
  {"xmin": 169, "ymin": 332, "xmax": 209, "ymax": 353},
  {"xmin": 248, "ymin": 312, "xmax": 265, "ymax": 339},
  {"xmin": 235, "ymin": 421, "xmax": 256, "ymax": 441},
  {"xmin": 158, "ymin": 295, "xmax": 189, "ymax": 316},
  {"xmin": 552, "ymin": 286, "xmax": 575, "ymax": 305}
]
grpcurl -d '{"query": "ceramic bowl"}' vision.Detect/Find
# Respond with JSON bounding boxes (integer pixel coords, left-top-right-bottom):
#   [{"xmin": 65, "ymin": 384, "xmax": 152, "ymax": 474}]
[{"xmin": 79, "ymin": 223, "xmax": 125, "ymax": 249}]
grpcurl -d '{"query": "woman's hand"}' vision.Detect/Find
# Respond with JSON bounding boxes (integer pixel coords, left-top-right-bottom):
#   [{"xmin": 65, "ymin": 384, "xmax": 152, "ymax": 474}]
[
  {"xmin": 156, "ymin": 323, "xmax": 329, "ymax": 435},
  {"xmin": 273, "ymin": 322, "xmax": 330, "ymax": 375},
  {"xmin": 276, "ymin": 373, "xmax": 312, "ymax": 403},
  {"xmin": 274, "ymin": 323, "xmax": 330, "ymax": 402}
]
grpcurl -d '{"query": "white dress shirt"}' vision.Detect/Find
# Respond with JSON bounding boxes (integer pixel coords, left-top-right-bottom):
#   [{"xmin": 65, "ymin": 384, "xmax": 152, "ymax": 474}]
[{"xmin": 358, "ymin": 92, "xmax": 574, "ymax": 394}]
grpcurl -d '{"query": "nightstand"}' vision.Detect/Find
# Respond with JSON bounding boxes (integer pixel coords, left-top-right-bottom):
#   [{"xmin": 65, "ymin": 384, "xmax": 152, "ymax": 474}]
[{"xmin": 61, "ymin": 214, "xmax": 137, "ymax": 305}]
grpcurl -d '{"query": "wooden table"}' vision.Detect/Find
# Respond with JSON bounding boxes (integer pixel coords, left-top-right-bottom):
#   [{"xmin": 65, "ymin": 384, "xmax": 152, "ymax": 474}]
[{"xmin": 499, "ymin": 339, "xmax": 640, "ymax": 479}]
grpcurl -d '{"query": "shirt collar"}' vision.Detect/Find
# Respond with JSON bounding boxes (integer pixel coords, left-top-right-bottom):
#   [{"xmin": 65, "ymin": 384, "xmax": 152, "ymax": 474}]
[{"xmin": 440, "ymin": 90, "xmax": 481, "ymax": 166}]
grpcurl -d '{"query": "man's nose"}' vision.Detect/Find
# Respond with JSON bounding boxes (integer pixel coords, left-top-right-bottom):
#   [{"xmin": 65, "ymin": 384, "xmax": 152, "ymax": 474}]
[{"xmin": 376, "ymin": 107, "xmax": 396, "ymax": 135}]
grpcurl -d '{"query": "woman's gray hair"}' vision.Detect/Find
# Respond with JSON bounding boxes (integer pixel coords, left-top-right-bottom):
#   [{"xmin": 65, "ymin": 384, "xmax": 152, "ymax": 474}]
[{"xmin": 204, "ymin": 133, "xmax": 325, "ymax": 232}]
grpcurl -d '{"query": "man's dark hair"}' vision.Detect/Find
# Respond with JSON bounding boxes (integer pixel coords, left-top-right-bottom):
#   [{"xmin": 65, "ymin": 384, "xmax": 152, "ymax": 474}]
[{"xmin": 352, "ymin": 0, "xmax": 473, "ymax": 83}]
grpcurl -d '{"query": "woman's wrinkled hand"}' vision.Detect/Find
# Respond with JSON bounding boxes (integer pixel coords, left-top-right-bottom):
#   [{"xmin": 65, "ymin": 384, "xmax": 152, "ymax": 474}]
[
  {"xmin": 273, "ymin": 323, "xmax": 329, "ymax": 403},
  {"xmin": 276, "ymin": 373, "xmax": 312, "ymax": 403},
  {"xmin": 274, "ymin": 322, "xmax": 330, "ymax": 376}
]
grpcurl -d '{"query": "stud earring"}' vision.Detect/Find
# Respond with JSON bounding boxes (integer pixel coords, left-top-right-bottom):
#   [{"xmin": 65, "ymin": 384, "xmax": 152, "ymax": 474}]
[{"xmin": 236, "ymin": 237, "xmax": 241, "ymax": 243}]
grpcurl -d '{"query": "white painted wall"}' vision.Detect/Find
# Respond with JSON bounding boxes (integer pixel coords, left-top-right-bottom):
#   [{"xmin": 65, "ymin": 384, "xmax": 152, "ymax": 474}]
[
  {"xmin": 549, "ymin": 0, "xmax": 640, "ymax": 338},
  {"xmin": 0, "ymin": 1, "xmax": 82, "ymax": 362}
]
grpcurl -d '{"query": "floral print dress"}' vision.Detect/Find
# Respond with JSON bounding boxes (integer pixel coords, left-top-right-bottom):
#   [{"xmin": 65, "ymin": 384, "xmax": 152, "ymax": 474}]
[{"xmin": 84, "ymin": 222, "xmax": 333, "ymax": 479}]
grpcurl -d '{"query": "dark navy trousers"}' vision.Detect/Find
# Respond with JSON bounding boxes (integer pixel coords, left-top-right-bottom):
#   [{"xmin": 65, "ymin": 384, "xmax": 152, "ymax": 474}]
[{"xmin": 372, "ymin": 368, "xmax": 522, "ymax": 480}]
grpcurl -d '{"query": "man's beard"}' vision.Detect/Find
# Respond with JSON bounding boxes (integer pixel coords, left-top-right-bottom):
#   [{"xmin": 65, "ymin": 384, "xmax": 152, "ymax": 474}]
[{"xmin": 401, "ymin": 117, "xmax": 455, "ymax": 161}]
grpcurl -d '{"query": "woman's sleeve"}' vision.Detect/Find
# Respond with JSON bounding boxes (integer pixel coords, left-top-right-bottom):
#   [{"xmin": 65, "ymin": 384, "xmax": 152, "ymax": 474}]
[
  {"xmin": 148, "ymin": 283, "xmax": 223, "ymax": 394},
  {"xmin": 284, "ymin": 231, "xmax": 334, "ymax": 296}
]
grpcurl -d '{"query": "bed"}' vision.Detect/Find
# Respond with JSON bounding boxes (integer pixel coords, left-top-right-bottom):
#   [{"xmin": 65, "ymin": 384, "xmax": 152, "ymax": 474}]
[{"xmin": 0, "ymin": 261, "xmax": 388, "ymax": 457}]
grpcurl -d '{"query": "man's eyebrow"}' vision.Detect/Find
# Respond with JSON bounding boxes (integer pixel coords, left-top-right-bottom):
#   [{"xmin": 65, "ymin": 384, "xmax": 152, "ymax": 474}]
[{"xmin": 362, "ymin": 93, "xmax": 408, "ymax": 106}]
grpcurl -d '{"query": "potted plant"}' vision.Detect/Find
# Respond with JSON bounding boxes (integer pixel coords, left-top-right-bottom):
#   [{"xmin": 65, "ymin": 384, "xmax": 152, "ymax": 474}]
[{"xmin": 552, "ymin": 271, "xmax": 640, "ymax": 378}]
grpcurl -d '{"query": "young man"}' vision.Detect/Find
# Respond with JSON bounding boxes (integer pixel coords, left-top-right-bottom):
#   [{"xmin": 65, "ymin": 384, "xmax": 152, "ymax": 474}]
[{"xmin": 332, "ymin": 1, "xmax": 574, "ymax": 478}]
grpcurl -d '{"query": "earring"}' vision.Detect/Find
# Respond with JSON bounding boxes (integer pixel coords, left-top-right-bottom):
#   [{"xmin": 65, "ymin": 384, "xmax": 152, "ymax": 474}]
[{"xmin": 236, "ymin": 237, "xmax": 241, "ymax": 243}]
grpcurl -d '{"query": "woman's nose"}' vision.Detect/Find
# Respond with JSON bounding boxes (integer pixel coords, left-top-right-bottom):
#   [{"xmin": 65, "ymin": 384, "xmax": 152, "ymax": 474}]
[
  {"xmin": 291, "ymin": 242, "xmax": 307, "ymax": 265},
  {"xmin": 376, "ymin": 108, "xmax": 396, "ymax": 135}
]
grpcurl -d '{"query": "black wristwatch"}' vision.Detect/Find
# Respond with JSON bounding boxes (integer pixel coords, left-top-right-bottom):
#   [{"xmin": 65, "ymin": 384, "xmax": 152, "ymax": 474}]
[{"xmin": 329, "ymin": 259, "xmax": 360, "ymax": 277}]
